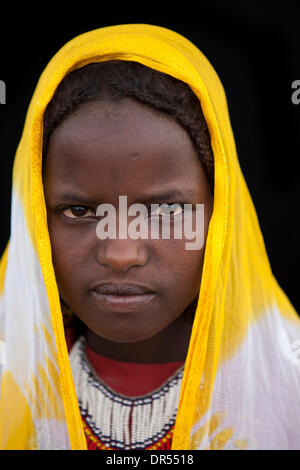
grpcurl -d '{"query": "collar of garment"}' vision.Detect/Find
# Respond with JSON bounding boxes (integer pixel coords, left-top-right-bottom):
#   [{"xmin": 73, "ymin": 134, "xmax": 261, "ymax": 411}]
[{"xmin": 66, "ymin": 327, "xmax": 184, "ymax": 396}]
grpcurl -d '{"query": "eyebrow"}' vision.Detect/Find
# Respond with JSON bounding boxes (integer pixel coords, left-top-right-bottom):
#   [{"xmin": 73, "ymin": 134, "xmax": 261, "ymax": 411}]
[
  {"xmin": 51, "ymin": 193, "xmax": 98, "ymax": 204},
  {"xmin": 52, "ymin": 188, "xmax": 196, "ymax": 204},
  {"xmin": 137, "ymin": 189, "xmax": 196, "ymax": 204}
]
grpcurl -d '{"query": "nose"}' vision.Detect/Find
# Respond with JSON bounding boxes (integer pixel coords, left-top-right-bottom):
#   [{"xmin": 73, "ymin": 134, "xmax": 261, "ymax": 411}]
[{"xmin": 96, "ymin": 238, "xmax": 148, "ymax": 273}]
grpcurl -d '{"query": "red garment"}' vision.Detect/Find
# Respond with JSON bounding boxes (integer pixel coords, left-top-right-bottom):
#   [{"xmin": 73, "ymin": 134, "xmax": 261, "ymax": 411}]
[
  {"xmin": 65, "ymin": 327, "xmax": 184, "ymax": 450},
  {"xmin": 85, "ymin": 339, "xmax": 184, "ymax": 396}
]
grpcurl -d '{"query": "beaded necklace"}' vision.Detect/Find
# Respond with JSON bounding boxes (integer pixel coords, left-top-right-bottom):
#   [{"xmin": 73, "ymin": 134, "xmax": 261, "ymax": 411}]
[{"xmin": 69, "ymin": 336, "xmax": 185, "ymax": 450}]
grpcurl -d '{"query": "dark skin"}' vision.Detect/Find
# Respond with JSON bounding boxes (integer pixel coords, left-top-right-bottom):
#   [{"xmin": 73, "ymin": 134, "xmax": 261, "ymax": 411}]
[{"xmin": 43, "ymin": 98, "xmax": 213, "ymax": 363}]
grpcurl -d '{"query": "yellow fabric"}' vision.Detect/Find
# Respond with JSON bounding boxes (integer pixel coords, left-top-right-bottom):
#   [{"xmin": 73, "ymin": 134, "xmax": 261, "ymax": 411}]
[{"xmin": 0, "ymin": 23, "xmax": 300, "ymax": 450}]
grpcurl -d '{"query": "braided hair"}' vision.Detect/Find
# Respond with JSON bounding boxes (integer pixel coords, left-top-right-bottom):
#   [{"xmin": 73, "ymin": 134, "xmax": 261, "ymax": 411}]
[{"xmin": 42, "ymin": 60, "xmax": 214, "ymax": 327}]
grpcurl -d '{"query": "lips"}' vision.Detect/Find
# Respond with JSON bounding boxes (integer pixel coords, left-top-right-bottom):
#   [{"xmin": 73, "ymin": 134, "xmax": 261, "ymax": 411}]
[
  {"xmin": 92, "ymin": 282, "xmax": 153, "ymax": 295},
  {"xmin": 90, "ymin": 282, "xmax": 157, "ymax": 313}
]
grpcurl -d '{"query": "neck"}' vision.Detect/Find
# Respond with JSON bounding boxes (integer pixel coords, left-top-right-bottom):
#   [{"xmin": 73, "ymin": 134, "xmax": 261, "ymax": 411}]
[{"xmin": 85, "ymin": 313, "xmax": 193, "ymax": 364}]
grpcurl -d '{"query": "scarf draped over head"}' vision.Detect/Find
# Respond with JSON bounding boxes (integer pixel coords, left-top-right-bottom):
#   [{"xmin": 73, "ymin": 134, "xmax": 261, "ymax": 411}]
[{"xmin": 0, "ymin": 24, "xmax": 300, "ymax": 450}]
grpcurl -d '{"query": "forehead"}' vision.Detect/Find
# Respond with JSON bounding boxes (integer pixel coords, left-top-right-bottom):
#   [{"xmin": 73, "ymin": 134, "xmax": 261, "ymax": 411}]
[{"xmin": 44, "ymin": 99, "xmax": 207, "ymax": 200}]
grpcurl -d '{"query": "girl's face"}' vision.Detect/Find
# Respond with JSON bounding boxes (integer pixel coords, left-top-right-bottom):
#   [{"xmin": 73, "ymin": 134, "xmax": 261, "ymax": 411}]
[{"xmin": 44, "ymin": 98, "xmax": 213, "ymax": 344}]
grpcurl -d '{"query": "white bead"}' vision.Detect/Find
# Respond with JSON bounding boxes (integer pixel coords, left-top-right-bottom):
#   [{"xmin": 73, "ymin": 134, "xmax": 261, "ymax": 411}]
[{"xmin": 69, "ymin": 336, "xmax": 184, "ymax": 449}]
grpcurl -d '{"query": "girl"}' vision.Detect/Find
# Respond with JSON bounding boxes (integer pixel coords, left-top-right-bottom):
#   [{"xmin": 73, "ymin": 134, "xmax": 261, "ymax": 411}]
[{"xmin": 0, "ymin": 24, "xmax": 300, "ymax": 450}]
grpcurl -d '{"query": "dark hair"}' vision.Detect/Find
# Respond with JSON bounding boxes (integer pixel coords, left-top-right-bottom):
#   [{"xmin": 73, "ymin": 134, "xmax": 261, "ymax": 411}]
[
  {"xmin": 42, "ymin": 60, "xmax": 214, "ymax": 192},
  {"xmin": 42, "ymin": 60, "xmax": 214, "ymax": 327}
]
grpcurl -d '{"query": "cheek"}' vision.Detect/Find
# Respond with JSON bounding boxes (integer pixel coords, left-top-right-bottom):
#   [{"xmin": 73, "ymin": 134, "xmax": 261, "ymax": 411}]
[
  {"xmin": 47, "ymin": 217, "xmax": 92, "ymax": 294},
  {"xmin": 152, "ymin": 205, "xmax": 212, "ymax": 308},
  {"xmin": 154, "ymin": 239, "xmax": 205, "ymax": 301}
]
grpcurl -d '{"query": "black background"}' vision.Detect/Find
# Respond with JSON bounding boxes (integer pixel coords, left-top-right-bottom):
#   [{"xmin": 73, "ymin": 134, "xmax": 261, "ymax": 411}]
[{"xmin": 0, "ymin": 2, "xmax": 299, "ymax": 312}]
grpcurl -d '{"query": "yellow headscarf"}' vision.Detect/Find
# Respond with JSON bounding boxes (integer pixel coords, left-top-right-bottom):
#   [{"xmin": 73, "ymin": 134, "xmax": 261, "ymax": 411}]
[{"xmin": 0, "ymin": 23, "xmax": 300, "ymax": 450}]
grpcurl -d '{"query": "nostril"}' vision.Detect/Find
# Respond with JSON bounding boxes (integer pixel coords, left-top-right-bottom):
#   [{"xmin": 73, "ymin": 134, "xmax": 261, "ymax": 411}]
[{"xmin": 95, "ymin": 239, "xmax": 147, "ymax": 272}]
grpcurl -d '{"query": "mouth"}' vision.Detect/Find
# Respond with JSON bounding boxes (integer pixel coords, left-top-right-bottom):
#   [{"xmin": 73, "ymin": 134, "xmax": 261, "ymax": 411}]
[{"xmin": 90, "ymin": 282, "xmax": 157, "ymax": 313}]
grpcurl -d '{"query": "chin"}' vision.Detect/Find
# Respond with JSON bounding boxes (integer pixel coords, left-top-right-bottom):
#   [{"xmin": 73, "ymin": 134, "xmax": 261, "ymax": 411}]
[{"xmin": 91, "ymin": 324, "xmax": 160, "ymax": 344}]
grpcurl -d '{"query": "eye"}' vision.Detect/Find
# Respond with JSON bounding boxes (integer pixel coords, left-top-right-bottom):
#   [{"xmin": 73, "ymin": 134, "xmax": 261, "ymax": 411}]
[
  {"xmin": 61, "ymin": 206, "xmax": 95, "ymax": 219},
  {"xmin": 151, "ymin": 203, "xmax": 184, "ymax": 218}
]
